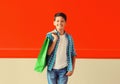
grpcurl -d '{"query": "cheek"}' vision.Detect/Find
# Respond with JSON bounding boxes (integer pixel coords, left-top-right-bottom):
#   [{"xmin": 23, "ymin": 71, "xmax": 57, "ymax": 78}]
[
  {"xmin": 54, "ymin": 22, "xmax": 57, "ymax": 26},
  {"xmin": 62, "ymin": 23, "xmax": 66, "ymax": 26}
]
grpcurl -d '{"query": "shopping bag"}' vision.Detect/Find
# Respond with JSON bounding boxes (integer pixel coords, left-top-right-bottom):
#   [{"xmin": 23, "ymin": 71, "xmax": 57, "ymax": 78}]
[{"xmin": 34, "ymin": 38, "xmax": 50, "ymax": 72}]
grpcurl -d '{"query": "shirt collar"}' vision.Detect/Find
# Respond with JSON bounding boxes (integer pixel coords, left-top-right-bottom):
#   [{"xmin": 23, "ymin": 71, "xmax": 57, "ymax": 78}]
[{"xmin": 53, "ymin": 29, "xmax": 66, "ymax": 36}]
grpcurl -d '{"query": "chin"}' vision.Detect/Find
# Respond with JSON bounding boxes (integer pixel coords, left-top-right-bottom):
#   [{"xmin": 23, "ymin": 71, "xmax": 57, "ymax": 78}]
[
  {"xmin": 56, "ymin": 27, "xmax": 64, "ymax": 30},
  {"xmin": 58, "ymin": 26, "xmax": 63, "ymax": 29}
]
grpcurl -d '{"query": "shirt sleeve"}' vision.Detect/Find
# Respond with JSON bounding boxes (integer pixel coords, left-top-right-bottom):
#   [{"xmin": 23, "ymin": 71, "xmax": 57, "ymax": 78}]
[
  {"xmin": 71, "ymin": 36, "xmax": 77, "ymax": 57},
  {"xmin": 46, "ymin": 33, "xmax": 54, "ymax": 45}
]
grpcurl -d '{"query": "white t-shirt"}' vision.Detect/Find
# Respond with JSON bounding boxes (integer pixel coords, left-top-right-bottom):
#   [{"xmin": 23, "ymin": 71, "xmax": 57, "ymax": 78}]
[{"xmin": 53, "ymin": 34, "xmax": 68, "ymax": 69}]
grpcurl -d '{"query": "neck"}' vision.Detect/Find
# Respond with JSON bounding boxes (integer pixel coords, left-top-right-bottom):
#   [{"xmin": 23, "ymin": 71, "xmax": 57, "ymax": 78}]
[{"xmin": 57, "ymin": 29, "xmax": 65, "ymax": 35}]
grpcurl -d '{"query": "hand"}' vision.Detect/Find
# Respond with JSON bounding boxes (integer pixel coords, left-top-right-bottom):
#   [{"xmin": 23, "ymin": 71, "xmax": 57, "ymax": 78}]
[
  {"xmin": 66, "ymin": 71, "xmax": 73, "ymax": 76},
  {"xmin": 52, "ymin": 32, "xmax": 58, "ymax": 41}
]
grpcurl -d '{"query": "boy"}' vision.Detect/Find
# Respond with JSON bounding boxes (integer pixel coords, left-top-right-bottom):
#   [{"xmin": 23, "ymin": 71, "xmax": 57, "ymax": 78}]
[{"xmin": 46, "ymin": 12, "xmax": 76, "ymax": 84}]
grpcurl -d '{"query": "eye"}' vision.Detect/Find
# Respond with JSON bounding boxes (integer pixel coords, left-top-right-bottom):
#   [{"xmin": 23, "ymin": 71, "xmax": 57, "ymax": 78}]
[{"xmin": 61, "ymin": 20, "xmax": 65, "ymax": 22}]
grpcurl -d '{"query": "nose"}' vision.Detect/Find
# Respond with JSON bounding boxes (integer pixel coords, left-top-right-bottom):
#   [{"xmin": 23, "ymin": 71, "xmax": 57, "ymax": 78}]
[{"xmin": 58, "ymin": 21, "xmax": 62, "ymax": 25}]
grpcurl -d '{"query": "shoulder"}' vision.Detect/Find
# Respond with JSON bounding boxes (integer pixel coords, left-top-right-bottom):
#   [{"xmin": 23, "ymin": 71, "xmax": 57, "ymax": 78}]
[
  {"xmin": 46, "ymin": 30, "xmax": 54, "ymax": 41},
  {"xmin": 66, "ymin": 33, "xmax": 75, "ymax": 44},
  {"xmin": 66, "ymin": 33, "xmax": 73, "ymax": 39},
  {"xmin": 46, "ymin": 30, "xmax": 56, "ymax": 36},
  {"xmin": 46, "ymin": 31, "xmax": 52, "ymax": 35},
  {"xmin": 46, "ymin": 30, "xmax": 53, "ymax": 37}
]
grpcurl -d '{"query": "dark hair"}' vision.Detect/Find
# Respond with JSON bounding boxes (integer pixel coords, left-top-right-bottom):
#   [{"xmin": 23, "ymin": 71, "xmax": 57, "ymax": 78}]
[{"xmin": 54, "ymin": 12, "xmax": 67, "ymax": 21}]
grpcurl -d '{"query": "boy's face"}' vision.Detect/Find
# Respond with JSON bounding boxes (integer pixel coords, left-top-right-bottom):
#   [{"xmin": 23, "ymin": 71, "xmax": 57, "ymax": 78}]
[{"xmin": 53, "ymin": 16, "xmax": 66, "ymax": 31}]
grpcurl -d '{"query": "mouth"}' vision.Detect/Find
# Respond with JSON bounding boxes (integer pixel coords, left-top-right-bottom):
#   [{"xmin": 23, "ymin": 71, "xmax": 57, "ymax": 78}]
[{"xmin": 57, "ymin": 24, "xmax": 63, "ymax": 27}]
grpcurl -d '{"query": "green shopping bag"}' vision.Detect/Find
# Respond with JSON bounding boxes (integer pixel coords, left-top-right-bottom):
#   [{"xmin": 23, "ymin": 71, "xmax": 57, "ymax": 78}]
[{"xmin": 34, "ymin": 38, "xmax": 50, "ymax": 72}]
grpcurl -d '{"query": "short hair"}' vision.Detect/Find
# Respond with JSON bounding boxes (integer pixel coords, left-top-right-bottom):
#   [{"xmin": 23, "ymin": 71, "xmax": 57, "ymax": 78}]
[{"xmin": 54, "ymin": 12, "xmax": 67, "ymax": 21}]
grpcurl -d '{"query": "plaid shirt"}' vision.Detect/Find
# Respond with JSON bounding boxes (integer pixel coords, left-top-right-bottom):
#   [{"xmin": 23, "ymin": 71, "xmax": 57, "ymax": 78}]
[{"xmin": 46, "ymin": 29, "xmax": 76, "ymax": 71}]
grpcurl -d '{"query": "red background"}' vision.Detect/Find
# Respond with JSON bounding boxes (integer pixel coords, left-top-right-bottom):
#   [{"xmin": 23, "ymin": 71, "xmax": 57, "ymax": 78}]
[{"xmin": 0, "ymin": 0, "xmax": 120, "ymax": 58}]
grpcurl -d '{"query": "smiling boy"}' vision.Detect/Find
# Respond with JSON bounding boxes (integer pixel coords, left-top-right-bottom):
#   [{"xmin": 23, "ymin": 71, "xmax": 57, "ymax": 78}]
[{"xmin": 46, "ymin": 12, "xmax": 76, "ymax": 84}]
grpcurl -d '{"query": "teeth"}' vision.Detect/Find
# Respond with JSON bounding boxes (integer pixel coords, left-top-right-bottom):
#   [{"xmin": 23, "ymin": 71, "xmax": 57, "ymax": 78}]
[{"xmin": 58, "ymin": 25, "xmax": 62, "ymax": 26}]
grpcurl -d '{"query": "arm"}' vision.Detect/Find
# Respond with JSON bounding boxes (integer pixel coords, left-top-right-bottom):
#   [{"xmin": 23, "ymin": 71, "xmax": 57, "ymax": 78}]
[
  {"xmin": 47, "ymin": 39, "xmax": 57, "ymax": 55},
  {"xmin": 66, "ymin": 36, "xmax": 76, "ymax": 76},
  {"xmin": 72, "ymin": 56, "xmax": 76, "ymax": 72},
  {"xmin": 71, "ymin": 35, "xmax": 76, "ymax": 72},
  {"xmin": 47, "ymin": 33, "xmax": 58, "ymax": 55},
  {"xmin": 66, "ymin": 56, "xmax": 76, "ymax": 76}
]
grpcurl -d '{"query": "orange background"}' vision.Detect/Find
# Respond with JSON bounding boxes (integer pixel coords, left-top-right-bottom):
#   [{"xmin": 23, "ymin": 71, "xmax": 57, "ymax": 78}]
[{"xmin": 0, "ymin": 0, "xmax": 120, "ymax": 58}]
